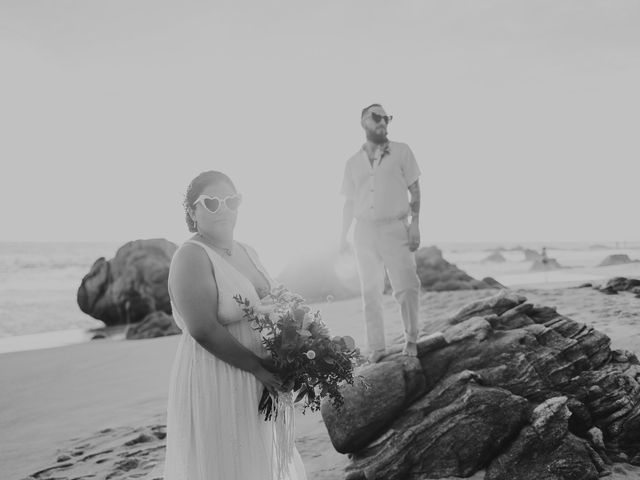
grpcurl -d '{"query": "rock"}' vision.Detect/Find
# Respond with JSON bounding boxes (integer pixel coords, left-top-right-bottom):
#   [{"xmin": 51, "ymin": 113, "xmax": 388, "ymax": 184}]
[
  {"xmin": 598, "ymin": 254, "xmax": 639, "ymax": 267},
  {"xmin": 483, "ymin": 251, "xmax": 506, "ymax": 263},
  {"xmin": 524, "ymin": 248, "xmax": 542, "ymax": 261},
  {"xmin": 77, "ymin": 239, "xmax": 177, "ymax": 326},
  {"xmin": 322, "ymin": 292, "xmax": 640, "ymax": 478},
  {"xmin": 279, "ymin": 245, "xmax": 497, "ymax": 301},
  {"xmin": 482, "ymin": 277, "xmax": 507, "ymax": 289},
  {"xmin": 320, "ymin": 360, "xmax": 409, "ymax": 453},
  {"xmin": 598, "ymin": 277, "xmax": 640, "ymax": 295},
  {"xmin": 415, "ymin": 246, "xmax": 494, "ymax": 291},
  {"xmin": 416, "ymin": 331, "xmax": 449, "ymax": 355},
  {"xmin": 448, "ymin": 290, "xmax": 527, "ymax": 325},
  {"xmin": 488, "ymin": 302, "xmax": 536, "ymax": 330},
  {"xmin": 444, "ymin": 316, "xmax": 493, "ymax": 343},
  {"xmin": 530, "ymin": 257, "xmax": 562, "ymax": 271},
  {"xmin": 125, "ymin": 311, "xmax": 181, "ymax": 339},
  {"xmin": 485, "ymin": 396, "xmax": 607, "ymax": 480},
  {"xmin": 344, "ymin": 372, "xmax": 529, "ymax": 480}
]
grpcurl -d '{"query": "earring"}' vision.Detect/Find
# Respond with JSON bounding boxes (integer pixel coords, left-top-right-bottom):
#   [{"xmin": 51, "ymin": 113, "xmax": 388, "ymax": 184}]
[{"xmin": 193, "ymin": 219, "xmax": 198, "ymax": 231}]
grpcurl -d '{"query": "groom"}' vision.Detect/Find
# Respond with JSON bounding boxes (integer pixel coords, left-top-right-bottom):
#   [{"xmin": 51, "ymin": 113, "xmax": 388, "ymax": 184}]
[{"xmin": 340, "ymin": 103, "xmax": 422, "ymax": 363}]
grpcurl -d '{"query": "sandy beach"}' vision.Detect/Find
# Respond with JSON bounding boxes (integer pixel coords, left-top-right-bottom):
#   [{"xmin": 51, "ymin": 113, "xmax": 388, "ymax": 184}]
[{"xmin": 3, "ymin": 279, "xmax": 640, "ymax": 480}]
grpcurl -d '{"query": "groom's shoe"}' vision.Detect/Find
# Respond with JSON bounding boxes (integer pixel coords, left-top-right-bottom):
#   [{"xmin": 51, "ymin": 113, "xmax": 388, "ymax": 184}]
[
  {"xmin": 403, "ymin": 341, "xmax": 418, "ymax": 357},
  {"xmin": 367, "ymin": 349, "xmax": 387, "ymax": 363}
]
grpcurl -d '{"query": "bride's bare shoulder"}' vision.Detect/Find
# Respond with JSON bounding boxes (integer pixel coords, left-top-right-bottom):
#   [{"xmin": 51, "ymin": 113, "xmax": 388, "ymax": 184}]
[{"xmin": 170, "ymin": 241, "xmax": 211, "ymax": 277}]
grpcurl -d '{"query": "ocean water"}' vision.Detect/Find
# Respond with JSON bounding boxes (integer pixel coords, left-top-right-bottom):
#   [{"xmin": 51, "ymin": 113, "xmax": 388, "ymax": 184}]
[
  {"xmin": 1, "ymin": 240, "xmax": 639, "ymax": 354},
  {"xmin": 0, "ymin": 242, "xmax": 123, "ymax": 351},
  {"xmin": 443, "ymin": 242, "xmax": 640, "ymax": 287}
]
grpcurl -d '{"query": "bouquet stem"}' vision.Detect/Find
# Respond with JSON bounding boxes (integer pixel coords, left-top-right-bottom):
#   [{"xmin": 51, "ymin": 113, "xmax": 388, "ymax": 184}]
[{"xmin": 259, "ymin": 387, "xmax": 276, "ymax": 421}]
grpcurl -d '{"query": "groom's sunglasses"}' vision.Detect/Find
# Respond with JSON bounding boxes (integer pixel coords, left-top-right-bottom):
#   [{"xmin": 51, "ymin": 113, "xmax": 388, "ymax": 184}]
[
  {"xmin": 193, "ymin": 194, "xmax": 242, "ymax": 214},
  {"xmin": 370, "ymin": 113, "xmax": 393, "ymax": 124}
]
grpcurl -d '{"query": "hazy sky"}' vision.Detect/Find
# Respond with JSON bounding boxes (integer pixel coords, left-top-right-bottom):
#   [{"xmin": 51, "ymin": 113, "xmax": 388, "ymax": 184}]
[{"xmin": 1, "ymin": 1, "xmax": 639, "ymax": 272}]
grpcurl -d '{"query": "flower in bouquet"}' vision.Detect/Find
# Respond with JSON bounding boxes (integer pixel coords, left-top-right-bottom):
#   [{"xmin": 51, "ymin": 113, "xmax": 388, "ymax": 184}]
[{"xmin": 234, "ymin": 286, "xmax": 361, "ymax": 420}]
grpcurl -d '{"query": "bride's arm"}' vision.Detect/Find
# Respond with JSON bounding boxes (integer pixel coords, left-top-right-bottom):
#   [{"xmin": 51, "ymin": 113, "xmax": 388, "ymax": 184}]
[{"xmin": 169, "ymin": 244, "xmax": 282, "ymax": 391}]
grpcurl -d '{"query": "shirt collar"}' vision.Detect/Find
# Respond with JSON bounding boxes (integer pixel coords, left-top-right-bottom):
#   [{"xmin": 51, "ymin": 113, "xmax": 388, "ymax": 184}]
[{"xmin": 362, "ymin": 141, "xmax": 391, "ymax": 162}]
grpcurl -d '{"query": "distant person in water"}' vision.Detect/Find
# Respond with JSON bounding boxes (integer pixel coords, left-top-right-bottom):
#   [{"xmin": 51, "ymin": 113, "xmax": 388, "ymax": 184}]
[
  {"xmin": 339, "ymin": 103, "xmax": 422, "ymax": 363},
  {"xmin": 541, "ymin": 247, "xmax": 549, "ymax": 265}
]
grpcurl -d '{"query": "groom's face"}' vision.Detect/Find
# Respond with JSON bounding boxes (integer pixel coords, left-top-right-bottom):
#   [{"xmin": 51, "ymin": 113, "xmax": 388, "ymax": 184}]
[{"xmin": 362, "ymin": 106, "xmax": 389, "ymax": 144}]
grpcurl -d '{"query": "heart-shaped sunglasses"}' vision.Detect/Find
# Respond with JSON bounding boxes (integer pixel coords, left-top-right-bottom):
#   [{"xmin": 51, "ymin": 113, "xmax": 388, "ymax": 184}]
[{"xmin": 193, "ymin": 194, "xmax": 242, "ymax": 214}]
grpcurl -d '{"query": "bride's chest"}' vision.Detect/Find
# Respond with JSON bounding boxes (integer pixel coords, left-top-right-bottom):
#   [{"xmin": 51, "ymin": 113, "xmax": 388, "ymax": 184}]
[{"xmin": 225, "ymin": 257, "xmax": 270, "ymax": 297}]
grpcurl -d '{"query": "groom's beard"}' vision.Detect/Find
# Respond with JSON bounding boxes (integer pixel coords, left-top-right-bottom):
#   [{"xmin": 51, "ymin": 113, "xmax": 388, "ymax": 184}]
[{"xmin": 366, "ymin": 129, "xmax": 388, "ymax": 145}]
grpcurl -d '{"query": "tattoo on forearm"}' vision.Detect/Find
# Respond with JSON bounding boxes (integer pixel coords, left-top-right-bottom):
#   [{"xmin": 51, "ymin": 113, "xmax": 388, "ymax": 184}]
[{"xmin": 409, "ymin": 181, "xmax": 420, "ymax": 216}]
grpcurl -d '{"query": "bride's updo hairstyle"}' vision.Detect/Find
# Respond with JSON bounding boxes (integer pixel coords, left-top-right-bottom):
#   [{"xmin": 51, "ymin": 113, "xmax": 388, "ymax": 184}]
[{"xmin": 183, "ymin": 171, "xmax": 237, "ymax": 232}]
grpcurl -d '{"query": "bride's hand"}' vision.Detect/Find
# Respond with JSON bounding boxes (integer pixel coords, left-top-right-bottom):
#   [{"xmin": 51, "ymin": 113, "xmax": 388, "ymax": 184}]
[
  {"xmin": 260, "ymin": 357, "xmax": 277, "ymax": 372},
  {"xmin": 254, "ymin": 367, "xmax": 285, "ymax": 396},
  {"xmin": 255, "ymin": 297, "xmax": 276, "ymax": 315}
]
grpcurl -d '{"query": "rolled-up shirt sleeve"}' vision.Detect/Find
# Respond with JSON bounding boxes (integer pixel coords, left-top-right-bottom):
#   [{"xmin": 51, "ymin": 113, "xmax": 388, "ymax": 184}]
[
  {"xmin": 340, "ymin": 162, "xmax": 355, "ymax": 197},
  {"xmin": 402, "ymin": 145, "xmax": 421, "ymax": 186}
]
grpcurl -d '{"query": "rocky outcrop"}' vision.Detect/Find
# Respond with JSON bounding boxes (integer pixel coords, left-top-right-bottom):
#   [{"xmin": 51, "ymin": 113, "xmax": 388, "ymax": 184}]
[
  {"xmin": 524, "ymin": 248, "xmax": 542, "ymax": 261},
  {"xmin": 77, "ymin": 239, "xmax": 177, "ymax": 326},
  {"xmin": 415, "ymin": 246, "xmax": 494, "ymax": 291},
  {"xmin": 485, "ymin": 396, "xmax": 609, "ymax": 480},
  {"xmin": 125, "ymin": 311, "xmax": 180, "ymax": 339},
  {"xmin": 596, "ymin": 277, "xmax": 640, "ymax": 297},
  {"xmin": 482, "ymin": 277, "xmax": 507, "ymax": 289},
  {"xmin": 483, "ymin": 251, "xmax": 506, "ymax": 263},
  {"xmin": 598, "ymin": 254, "xmax": 639, "ymax": 267},
  {"xmin": 279, "ymin": 246, "xmax": 495, "ymax": 303},
  {"xmin": 530, "ymin": 257, "xmax": 562, "ymax": 271},
  {"xmin": 322, "ymin": 290, "xmax": 640, "ymax": 479}
]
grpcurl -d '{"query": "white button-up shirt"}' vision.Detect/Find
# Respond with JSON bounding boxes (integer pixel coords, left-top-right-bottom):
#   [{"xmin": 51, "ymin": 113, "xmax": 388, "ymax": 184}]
[{"xmin": 340, "ymin": 141, "xmax": 421, "ymax": 221}]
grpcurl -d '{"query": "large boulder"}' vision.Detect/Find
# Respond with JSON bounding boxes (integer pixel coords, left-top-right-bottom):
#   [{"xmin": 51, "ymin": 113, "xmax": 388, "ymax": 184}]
[
  {"xmin": 344, "ymin": 371, "xmax": 529, "ymax": 480},
  {"xmin": 483, "ymin": 251, "xmax": 506, "ymax": 263},
  {"xmin": 598, "ymin": 254, "xmax": 639, "ymax": 267},
  {"xmin": 77, "ymin": 239, "xmax": 178, "ymax": 326},
  {"xmin": 530, "ymin": 257, "xmax": 562, "ymax": 271},
  {"xmin": 415, "ymin": 246, "xmax": 494, "ymax": 291},
  {"xmin": 524, "ymin": 248, "xmax": 542, "ymax": 261},
  {"xmin": 597, "ymin": 277, "xmax": 640, "ymax": 295},
  {"xmin": 278, "ymin": 245, "xmax": 495, "ymax": 303},
  {"xmin": 323, "ymin": 291, "xmax": 640, "ymax": 479},
  {"xmin": 485, "ymin": 397, "xmax": 608, "ymax": 480},
  {"xmin": 125, "ymin": 311, "xmax": 181, "ymax": 339}
]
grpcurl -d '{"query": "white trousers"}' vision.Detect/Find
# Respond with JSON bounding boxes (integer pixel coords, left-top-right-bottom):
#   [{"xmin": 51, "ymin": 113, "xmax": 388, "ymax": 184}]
[{"xmin": 353, "ymin": 218, "xmax": 421, "ymax": 352}]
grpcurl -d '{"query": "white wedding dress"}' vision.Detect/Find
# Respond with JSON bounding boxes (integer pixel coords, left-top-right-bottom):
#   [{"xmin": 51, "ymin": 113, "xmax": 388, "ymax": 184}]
[{"xmin": 163, "ymin": 240, "xmax": 307, "ymax": 480}]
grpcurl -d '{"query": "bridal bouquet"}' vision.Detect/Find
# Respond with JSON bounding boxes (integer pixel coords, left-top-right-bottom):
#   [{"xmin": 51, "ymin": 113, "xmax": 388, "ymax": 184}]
[{"xmin": 234, "ymin": 286, "xmax": 361, "ymax": 420}]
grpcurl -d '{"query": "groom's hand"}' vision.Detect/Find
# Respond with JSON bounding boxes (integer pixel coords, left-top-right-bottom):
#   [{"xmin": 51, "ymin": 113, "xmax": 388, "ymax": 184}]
[{"xmin": 408, "ymin": 222, "xmax": 420, "ymax": 252}]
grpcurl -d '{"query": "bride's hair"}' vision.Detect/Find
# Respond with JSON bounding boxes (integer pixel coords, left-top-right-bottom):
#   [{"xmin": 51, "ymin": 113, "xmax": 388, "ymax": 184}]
[{"xmin": 183, "ymin": 171, "xmax": 237, "ymax": 232}]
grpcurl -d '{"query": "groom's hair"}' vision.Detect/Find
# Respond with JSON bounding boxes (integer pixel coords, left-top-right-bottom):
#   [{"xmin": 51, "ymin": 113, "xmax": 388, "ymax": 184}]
[
  {"xmin": 183, "ymin": 171, "xmax": 237, "ymax": 232},
  {"xmin": 361, "ymin": 103, "xmax": 382, "ymax": 118}
]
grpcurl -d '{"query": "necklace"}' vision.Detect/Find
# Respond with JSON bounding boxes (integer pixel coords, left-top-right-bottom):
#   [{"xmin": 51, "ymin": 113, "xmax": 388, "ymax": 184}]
[{"xmin": 197, "ymin": 233, "xmax": 234, "ymax": 256}]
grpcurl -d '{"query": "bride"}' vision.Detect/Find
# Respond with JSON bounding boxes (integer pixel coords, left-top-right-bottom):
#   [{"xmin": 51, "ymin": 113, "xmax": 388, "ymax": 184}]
[{"xmin": 163, "ymin": 171, "xmax": 307, "ymax": 480}]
